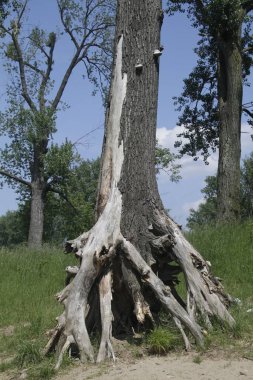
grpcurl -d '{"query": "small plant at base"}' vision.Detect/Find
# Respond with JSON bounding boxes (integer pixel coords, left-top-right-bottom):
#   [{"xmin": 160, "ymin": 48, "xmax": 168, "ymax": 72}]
[
  {"xmin": 15, "ymin": 342, "xmax": 42, "ymax": 368},
  {"xmin": 36, "ymin": 364, "xmax": 55, "ymax": 379},
  {"xmin": 0, "ymin": 360, "xmax": 14, "ymax": 372},
  {"xmin": 146, "ymin": 327, "xmax": 179, "ymax": 355},
  {"xmin": 193, "ymin": 355, "xmax": 202, "ymax": 364}
]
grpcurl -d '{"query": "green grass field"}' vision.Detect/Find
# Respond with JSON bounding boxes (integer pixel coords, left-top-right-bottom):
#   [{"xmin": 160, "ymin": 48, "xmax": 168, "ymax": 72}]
[
  {"xmin": 0, "ymin": 221, "xmax": 253, "ymax": 378},
  {"xmin": 0, "ymin": 245, "xmax": 76, "ymax": 378}
]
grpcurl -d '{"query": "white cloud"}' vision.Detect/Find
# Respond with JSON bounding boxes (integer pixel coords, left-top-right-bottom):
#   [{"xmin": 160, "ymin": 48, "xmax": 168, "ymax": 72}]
[
  {"xmin": 182, "ymin": 198, "xmax": 204, "ymax": 213},
  {"xmin": 157, "ymin": 123, "xmax": 253, "ymax": 180},
  {"xmin": 156, "ymin": 126, "xmax": 218, "ymax": 179},
  {"xmin": 156, "ymin": 125, "xmax": 184, "ymax": 153}
]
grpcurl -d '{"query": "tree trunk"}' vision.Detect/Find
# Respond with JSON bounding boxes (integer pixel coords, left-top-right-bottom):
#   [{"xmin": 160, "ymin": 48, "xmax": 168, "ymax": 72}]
[
  {"xmin": 46, "ymin": 0, "xmax": 235, "ymax": 368},
  {"xmin": 28, "ymin": 144, "xmax": 46, "ymax": 248},
  {"xmin": 217, "ymin": 29, "xmax": 242, "ymax": 223},
  {"xmin": 28, "ymin": 180, "xmax": 45, "ymax": 248}
]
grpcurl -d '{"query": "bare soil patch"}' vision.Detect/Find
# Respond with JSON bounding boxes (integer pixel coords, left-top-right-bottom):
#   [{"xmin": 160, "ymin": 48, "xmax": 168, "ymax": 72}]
[{"xmin": 54, "ymin": 354, "xmax": 253, "ymax": 380}]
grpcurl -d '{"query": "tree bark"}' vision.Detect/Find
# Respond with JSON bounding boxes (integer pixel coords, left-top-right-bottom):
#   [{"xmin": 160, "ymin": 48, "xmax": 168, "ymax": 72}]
[
  {"xmin": 27, "ymin": 144, "xmax": 46, "ymax": 248},
  {"xmin": 28, "ymin": 180, "xmax": 45, "ymax": 248},
  {"xmin": 217, "ymin": 27, "xmax": 243, "ymax": 223},
  {"xmin": 46, "ymin": 0, "xmax": 235, "ymax": 368}
]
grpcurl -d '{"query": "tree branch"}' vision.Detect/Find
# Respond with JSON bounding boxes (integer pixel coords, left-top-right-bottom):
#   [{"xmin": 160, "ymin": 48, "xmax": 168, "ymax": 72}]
[
  {"xmin": 11, "ymin": 31, "xmax": 37, "ymax": 112},
  {"xmin": 47, "ymin": 185, "xmax": 78, "ymax": 212},
  {"xmin": 242, "ymin": 0, "xmax": 253, "ymax": 13},
  {"xmin": 243, "ymin": 107, "xmax": 253, "ymax": 119},
  {"xmin": 51, "ymin": 48, "xmax": 81, "ymax": 111},
  {"xmin": 57, "ymin": 0, "xmax": 80, "ymax": 50},
  {"xmin": 39, "ymin": 36, "xmax": 56, "ymax": 110},
  {"xmin": 0, "ymin": 168, "xmax": 31, "ymax": 187},
  {"xmin": 16, "ymin": 0, "xmax": 28, "ymax": 27},
  {"xmin": 243, "ymin": 45, "xmax": 253, "ymax": 53}
]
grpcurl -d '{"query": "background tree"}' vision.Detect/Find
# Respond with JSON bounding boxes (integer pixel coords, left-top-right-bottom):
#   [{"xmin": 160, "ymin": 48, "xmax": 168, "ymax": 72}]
[
  {"xmin": 0, "ymin": 0, "xmax": 114, "ymax": 247},
  {"xmin": 167, "ymin": 0, "xmax": 253, "ymax": 223},
  {"xmin": 45, "ymin": 0, "xmax": 234, "ymax": 369},
  {"xmin": 0, "ymin": 144, "xmax": 180, "ymax": 246},
  {"xmin": 187, "ymin": 152, "xmax": 253, "ymax": 228}
]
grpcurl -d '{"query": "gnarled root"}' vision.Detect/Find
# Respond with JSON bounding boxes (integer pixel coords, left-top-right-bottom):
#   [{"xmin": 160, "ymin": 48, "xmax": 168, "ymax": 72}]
[
  {"xmin": 46, "ymin": 210, "xmax": 234, "ymax": 369},
  {"xmin": 97, "ymin": 271, "xmax": 115, "ymax": 363}
]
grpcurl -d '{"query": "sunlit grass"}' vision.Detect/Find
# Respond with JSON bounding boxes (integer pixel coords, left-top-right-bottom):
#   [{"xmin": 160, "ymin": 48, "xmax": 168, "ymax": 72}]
[
  {"xmin": 0, "ymin": 221, "xmax": 253, "ymax": 377},
  {"xmin": 0, "ymin": 245, "xmax": 76, "ymax": 379}
]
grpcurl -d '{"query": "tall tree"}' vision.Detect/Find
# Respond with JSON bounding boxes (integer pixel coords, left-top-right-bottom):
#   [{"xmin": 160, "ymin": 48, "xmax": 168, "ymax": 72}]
[
  {"xmin": 46, "ymin": 0, "xmax": 234, "ymax": 368},
  {"xmin": 167, "ymin": 0, "xmax": 253, "ymax": 222},
  {"xmin": 0, "ymin": 0, "xmax": 114, "ymax": 247},
  {"xmin": 187, "ymin": 152, "xmax": 253, "ymax": 229}
]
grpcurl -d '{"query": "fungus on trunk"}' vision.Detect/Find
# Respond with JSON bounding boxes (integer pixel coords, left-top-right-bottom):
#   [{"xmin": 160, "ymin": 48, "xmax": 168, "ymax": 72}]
[{"xmin": 45, "ymin": 0, "xmax": 235, "ymax": 369}]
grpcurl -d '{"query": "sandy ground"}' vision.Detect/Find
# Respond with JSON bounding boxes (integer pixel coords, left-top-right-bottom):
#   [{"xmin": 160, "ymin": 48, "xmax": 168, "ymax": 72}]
[
  {"xmin": 1, "ymin": 353, "xmax": 253, "ymax": 379},
  {"xmin": 54, "ymin": 354, "xmax": 253, "ymax": 380}
]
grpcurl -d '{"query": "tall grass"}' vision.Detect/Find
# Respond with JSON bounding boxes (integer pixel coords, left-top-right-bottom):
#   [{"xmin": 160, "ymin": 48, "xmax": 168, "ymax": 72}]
[
  {"xmin": 187, "ymin": 221, "xmax": 253, "ymax": 355},
  {"xmin": 187, "ymin": 221, "xmax": 253, "ymax": 302},
  {"xmin": 0, "ymin": 245, "xmax": 76, "ymax": 377},
  {"xmin": 0, "ymin": 221, "xmax": 252, "ymax": 376}
]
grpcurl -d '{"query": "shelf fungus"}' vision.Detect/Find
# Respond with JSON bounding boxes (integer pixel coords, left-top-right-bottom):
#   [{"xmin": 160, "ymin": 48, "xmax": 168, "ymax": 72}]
[{"xmin": 153, "ymin": 48, "xmax": 163, "ymax": 58}]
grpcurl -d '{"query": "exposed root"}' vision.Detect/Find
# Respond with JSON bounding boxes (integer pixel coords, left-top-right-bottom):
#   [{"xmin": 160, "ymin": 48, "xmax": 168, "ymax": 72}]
[
  {"xmin": 44, "ymin": 313, "xmax": 65, "ymax": 355},
  {"xmin": 65, "ymin": 231, "xmax": 90, "ymax": 253},
  {"xmin": 55, "ymin": 283, "xmax": 71, "ymax": 303},
  {"xmin": 120, "ymin": 238, "xmax": 205, "ymax": 348},
  {"xmin": 97, "ymin": 271, "xmax": 115, "ymax": 363},
  {"xmin": 46, "ymin": 216, "xmax": 235, "ymax": 369},
  {"xmin": 65, "ymin": 266, "xmax": 79, "ymax": 285},
  {"xmin": 173, "ymin": 317, "xmax": 191, "ymax": 351},
  {"xmin": 121, "ymin": 262, "xmax": 154, "ymax": 324},
  {"xmin": 55, "ymin": 335, "xmax": 74, "ymax": 370},
  {"xmin": 171, "ymin": 222, "xmax": 235, "ymax": 328}
]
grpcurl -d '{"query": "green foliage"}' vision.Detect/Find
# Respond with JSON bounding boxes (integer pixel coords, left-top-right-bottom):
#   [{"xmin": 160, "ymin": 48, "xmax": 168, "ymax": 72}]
[
  {"xmin": 155, "ymin": 141, "xmax": 181, "ymax": 182},
  {"xmin": 0, "ymin": 0, "xmax": 115, "ymax": 245},
  {"xmin": 0, "ymin": 210, "xmax": 27, "ymax": 246},
  {"xmin": 0, "ymin": 140, "xmax": 180, "ymax": 246},
  {"xmin": 187, "ymin": 176, "xmax": 217, "ymax": 229},
  {"xmin": 241, "ymin": 152, "xmax": 253, "ymax": 218},
  {"xmin": 43, "ymin": 157, "xmax": 100, "ymax": 242},
  {"xmin": 187, "ymin": 153, "xmax": 253, "ymax": 228},
  {"xmin": 146, "ymin": 327, "xmax": 179, "ymax": 355}
]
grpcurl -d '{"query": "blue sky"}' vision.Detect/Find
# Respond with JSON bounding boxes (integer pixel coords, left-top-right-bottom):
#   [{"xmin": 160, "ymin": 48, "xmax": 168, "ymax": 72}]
[{"xmin": 0, "ymin": 1, "xmax": 252, "ymax": 226}]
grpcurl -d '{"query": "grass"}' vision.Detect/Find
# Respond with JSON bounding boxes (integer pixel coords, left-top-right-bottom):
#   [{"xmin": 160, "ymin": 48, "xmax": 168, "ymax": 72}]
[
  {"xmin": 0, "ymin": 221, "xmax": 253, "ymax": 377},
  {"xmin": 187, "ymin": 221, "xmax": 253, "ymax": 301},
  {"xmin": 186, "ymin": 221, "xmax": 253, "ymax": 355},
  {"xmin": 0, "ymin": 245, "xmax": 76, "ymax": 379},
  {"xmin": 146, "ymin": 327, "xmax": 179, "ymax": 355}
]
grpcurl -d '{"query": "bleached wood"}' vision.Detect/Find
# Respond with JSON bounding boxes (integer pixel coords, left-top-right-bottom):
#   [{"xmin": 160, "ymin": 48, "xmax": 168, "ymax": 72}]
[{"xmin": 97, "ymin": 271, "xmax": 115, "ymax": 363}]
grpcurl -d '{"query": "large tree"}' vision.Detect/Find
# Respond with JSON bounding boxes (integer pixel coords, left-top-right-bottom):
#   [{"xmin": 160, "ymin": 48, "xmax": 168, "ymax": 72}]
[
  {"xmin": 45, "ymin": 0, "xmax": 234, "ymax": 369},
  {"xmin": 0, "ymin": 0, "xmax": 114, "ymax": 247},
  {"xmin": 167, "ymin": 0, "xmax": 253, "ymax": 222}
]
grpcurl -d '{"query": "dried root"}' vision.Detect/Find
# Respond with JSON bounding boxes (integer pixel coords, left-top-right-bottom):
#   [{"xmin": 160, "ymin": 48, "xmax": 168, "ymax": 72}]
[{"xmin": 45, "ymin": 211, "xmax": 234, "ymax": 369}]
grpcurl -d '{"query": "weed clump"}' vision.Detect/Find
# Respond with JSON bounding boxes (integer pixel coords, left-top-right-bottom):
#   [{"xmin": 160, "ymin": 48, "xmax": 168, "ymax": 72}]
[
  {"xmin": 146, "ymin": 327, "xmax": 178, "ymax": 355},
  {"xmin": 15, "ymin": 341, "xmax": 42, "ymax": 368}
]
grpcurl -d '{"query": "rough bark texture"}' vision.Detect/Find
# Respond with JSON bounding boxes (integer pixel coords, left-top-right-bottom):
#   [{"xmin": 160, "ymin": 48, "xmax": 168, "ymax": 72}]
[
  {"xmin": 27, "ymin": 143, "xmax": 47, "ymax": 248},
  {"xmin": 217, "ymin": 24, "xmax": 243, "ymax": 223},
  {"xmin": 28, "ymin": 182, "xmax": 45, "ymax": 248},
  {"xmin": 46, "ymin": 0, "xmax": 235, "ymax": 369}
]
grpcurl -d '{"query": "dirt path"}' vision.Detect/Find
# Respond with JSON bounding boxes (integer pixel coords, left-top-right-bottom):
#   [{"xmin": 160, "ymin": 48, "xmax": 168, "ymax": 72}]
[{"xmin": 55, "ymin": 354, "xmax": 253, "ymax": 380}]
